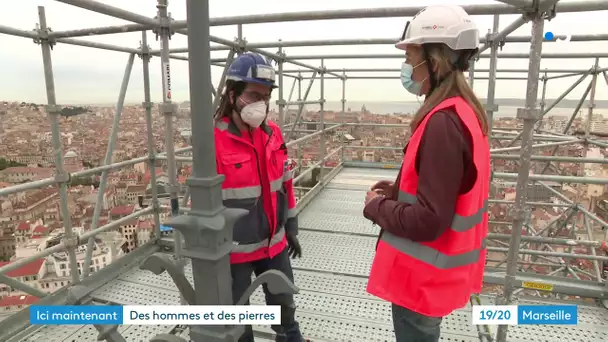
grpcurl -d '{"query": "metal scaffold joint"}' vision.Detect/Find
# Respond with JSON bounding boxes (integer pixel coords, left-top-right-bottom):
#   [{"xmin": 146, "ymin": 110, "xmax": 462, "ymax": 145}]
[
  {"xmin": 516, "ymin": 107, "xmax": 541, "ymax": 121},
  {"xmin": 484, "ymin": 103, "xmax": 499, "ymax": 112},
  {"xmin": 234, "ymin": 36, "xmax": 247, "ymax": 54},
  {"xmin": 45, "ymin": 104, "xmax": 62, "ymax": 114},
  {"xmin": 273, "ymin": 40, "xmax": 287, "ymax": 63},
  {"xmin": 62, "ymin": 234, "xmax": 80, "ymax": 249},
  {"xmin": 545, "ymin": 3, "xmax": 558, "ymax": 21},
  {"xmin": 159, "ymin": 102, "xmax": 177, "ymax": 115},
  {"xmin": 153, "ymin": 4, "xmax": 175, "ymax": 40},
  {"xmin": 54, "ymin": 170, "xmax": 71, "ymax": 184},
  {"xmin": 137, "ymin": 41, "xmax": 152, "ymax": 60},
  {"xmin": 141, "ymin": 101, "xmax": 153, "ymax": 110},
  {"xmin": 486, "ymin": 30, "xmax": 506, "ymax": 51},
  {"xmin": 32, "ymin": 23, "xmax": 56, "ymax": 48}
]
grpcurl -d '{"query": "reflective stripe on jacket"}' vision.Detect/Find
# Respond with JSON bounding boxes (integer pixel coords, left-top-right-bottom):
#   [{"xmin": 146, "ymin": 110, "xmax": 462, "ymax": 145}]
[
  {"xmin": 366, "ymin": 96, "xmax": 491, "ymax": 317},
  {"xmin": 215, "ymin": 117, "xmax": 298, "ymax": 264}
]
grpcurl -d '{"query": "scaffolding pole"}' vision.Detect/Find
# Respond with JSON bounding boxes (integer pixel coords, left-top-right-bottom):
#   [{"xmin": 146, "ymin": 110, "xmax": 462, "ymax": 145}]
[
  {"xmin": 140, "ymin": 31, "xmax": 163, "ymax": 240},
  {"xmin": 496, "ymin": 7, "xmax": 546, "ymax": 342},
  {"xmin": 82, "ymin": 53, "xmax": 135, "ymax": 279},
  {"xmin": 155, "ymin": 0, "xmax": 183, "ymax": 268},
  {"xmin": 36, "ymin": 6, "xmax": 80, "ymax": 285}
]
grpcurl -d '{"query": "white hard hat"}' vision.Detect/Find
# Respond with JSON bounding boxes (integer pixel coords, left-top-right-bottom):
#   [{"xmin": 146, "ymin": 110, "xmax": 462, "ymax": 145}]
[{"xmin": 395, "ymin": 5, "xmax": 479, "ymax": 51}]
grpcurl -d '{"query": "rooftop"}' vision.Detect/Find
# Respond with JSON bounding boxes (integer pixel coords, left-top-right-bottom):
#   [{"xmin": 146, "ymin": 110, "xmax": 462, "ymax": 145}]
[{"xmin": 0, "ymin": 258, "xmax": 45, "ymax": 278}]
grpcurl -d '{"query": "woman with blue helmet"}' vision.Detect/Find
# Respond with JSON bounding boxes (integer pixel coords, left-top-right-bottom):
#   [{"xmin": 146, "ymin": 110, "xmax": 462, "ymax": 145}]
[{"xmin": 213, "ymin": 52, "xmax": 304, "ymax": 342}]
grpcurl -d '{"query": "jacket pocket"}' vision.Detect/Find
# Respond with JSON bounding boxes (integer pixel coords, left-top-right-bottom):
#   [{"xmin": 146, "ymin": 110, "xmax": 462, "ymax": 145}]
[
  {"xmin": 224, "ymin": 197, "xmax": 264, "ymax": 245},
  {"xmin": 220, "ymin": 153, "xmax": 255, "ymax": 190}
]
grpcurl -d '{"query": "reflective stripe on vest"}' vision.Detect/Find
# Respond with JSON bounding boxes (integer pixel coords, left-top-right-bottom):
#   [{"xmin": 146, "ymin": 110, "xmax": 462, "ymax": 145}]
[
  {"xmin": 397, "ymin": 190, "xmax": 488, "ymax": 232},
  {"xmin": 232, "ymin": 226, "xmax": 285, "ymax": 253},
  {"xmin": 380, "ymin": 189, "xmax": 487, "ymax": 269},
  {"xmin": 222, "ymin": 169, "xmax": 294, "ymax": 200}
]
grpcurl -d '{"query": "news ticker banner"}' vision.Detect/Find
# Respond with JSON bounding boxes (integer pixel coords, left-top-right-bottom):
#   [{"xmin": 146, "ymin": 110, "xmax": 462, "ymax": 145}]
[
  {"xmin": 30, "ymin": 305, "xmax": 280, "ymax": 325},
  {"xmin": 472, "ymin": 305, "xmax": 577, "ymax": 325},
  {"xmin": 30, "ymin": 304, "xmax": 577, "ymax": 326}
]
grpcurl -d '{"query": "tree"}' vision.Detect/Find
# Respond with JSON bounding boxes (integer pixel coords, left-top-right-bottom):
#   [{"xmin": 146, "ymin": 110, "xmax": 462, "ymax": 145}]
[
  {"xmin": 70, "ymin": 176, "xmax": 99, "ymax": 188},
  {"xmin": 0, "ymin": 158, "xmax": 26, "ymax": 171}
]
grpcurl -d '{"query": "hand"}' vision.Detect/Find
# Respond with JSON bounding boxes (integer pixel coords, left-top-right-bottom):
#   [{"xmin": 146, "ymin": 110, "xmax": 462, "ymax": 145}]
[
  {"xmin": 365, "ymin": 190, "xmax": 382, "ymax": 205},
  {"xmin": 286, "ymin": 234, "xmax": 302, "ymax": 259},
  {"xmin": 371, "ymin": 180, "xmax": 395, "ymax": 198}
]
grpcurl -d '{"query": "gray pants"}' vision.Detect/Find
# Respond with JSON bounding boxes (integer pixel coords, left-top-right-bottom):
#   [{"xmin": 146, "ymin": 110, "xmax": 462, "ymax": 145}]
[
  {"xmin": 392, "ymin": 304, "xmax": 443, "ymax": 342},
  {"xmin": 231, "ymin": 248, "xmax": 303, "ymax": 342}
]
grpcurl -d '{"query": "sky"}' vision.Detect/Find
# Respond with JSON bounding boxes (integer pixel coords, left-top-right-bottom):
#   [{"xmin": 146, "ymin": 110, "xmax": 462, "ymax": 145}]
[{"xmin": 0, "ymin": 0, "xmax": 607, "ymax": 105}]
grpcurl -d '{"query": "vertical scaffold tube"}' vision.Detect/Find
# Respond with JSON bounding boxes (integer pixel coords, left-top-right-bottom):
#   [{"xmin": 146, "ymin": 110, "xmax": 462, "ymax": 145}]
[
  {"xmin": 157, "ymin": 0, "xmax": 183, "ymax": 260},
  {"xmin": 141, "ymin": 31, "xmax": 162, "ymax": 239},
  {"xmin": 37, "ymin": 6, "xmax": 80, "ymax": 285},
  {"xmin": 496, "ymin": 10, "xmax": 545, "ymax": 342},
  {"xmin": 82, "ymin": 53, "xmax": 135, "ymax": 279}
]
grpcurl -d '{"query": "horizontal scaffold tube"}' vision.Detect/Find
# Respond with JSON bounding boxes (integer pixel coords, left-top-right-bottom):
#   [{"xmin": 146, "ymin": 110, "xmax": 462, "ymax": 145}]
[
  {"xmin": 494, "ymin": 172, "xmax": 608, "ymax": 185},
  {"xmin": 48, "ymin": 0, "xmax": 608, "ymax": 38},
  {"xmin": 151, "ymin": 33, "xmax": 608, "ymax": 54},
  {"xmin": 488, "ymin": 199, "xmax": 572, "ymax": 207},
  {"xmin": 286, "ymin": 124, "xmax": 343, "ymax": 148},
  {"xmin": 293, "ymin": 147, "xmax": 343, "ymax": 184},
  {"xmin": 0, "ymin": 147, "xmax": 191, "ymax": 198},
  {"xmin": 54, "ymin": 0, "xmax": 343, "ymax": 79},
  {"xmin": 491, "ymin": 154, "xmax": 608, "ymax": 163},
  {"xmin": 229, "ymin": 53, "xmax": 608, "ymax": 61},
  {"xmin": 487, "ymin": 233, "xmax": 607, "ymax": 249},
  {"xmin": 281, "ymin": 68, "xmax": 594, "ymax": 74},
  {"xmin": 301, "ymin": 76, "xmax": 529, "ymax": 80},
  {"xmin": 0, "ymin": 207, "xmax": 154, "ymax": 277},
  {"xmin": 488, "ymin": 246, "xmax": 608, "ymax": 262}
]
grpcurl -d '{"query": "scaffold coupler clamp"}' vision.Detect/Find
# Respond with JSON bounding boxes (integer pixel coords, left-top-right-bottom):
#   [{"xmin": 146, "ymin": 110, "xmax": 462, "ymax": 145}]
[
  {"xmin": 137, "ymin": 41, "xmax": 151, "ymax": 60},
  {"xmin": 154, "ymin": 8, "xmax": 175, "ymax": 40},
  {"xmin": 54, "ymin": 169, "xmax": 71, "ymax": 186},
  {"xmin": 234, "ymin": 35, "xmax": 247, "ymax": 55},
  {"xmin": 62, "ymin": 234, "xmax": 80, "ymax": 251},
  {"xmin": 275, "ymin": 41, "xmax": 286, "ymax": 63},
  {"xmin": 32, "ymin": 24, "xmax": 56, "ymax": 49},
  {"xmin": 545, "ymin": 3, "xmax": 557, "ymax": 21}
]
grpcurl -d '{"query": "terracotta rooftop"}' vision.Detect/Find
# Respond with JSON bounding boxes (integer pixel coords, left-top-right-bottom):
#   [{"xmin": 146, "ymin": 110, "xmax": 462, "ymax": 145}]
[
  {"xmin": 0, "ymin": 295, "xmax": 40, "ymax": 307},
  {"xmin": 0, "ymin": 258, "xmax": 45, "ymax": 277},
  {"xmin": 16, "ymin": 221, "xmax": 30, "ymax": 231},
  {"xmin": 137, "ymin": 220, "xmax": 153, "ymax": 230},
  {"xmin": 110, "ymin": 205, "xmax": 135, "ymax": 216},
  {"xmin": 33, "ymin": 225, "xmax": 47, "ymax": 234}
]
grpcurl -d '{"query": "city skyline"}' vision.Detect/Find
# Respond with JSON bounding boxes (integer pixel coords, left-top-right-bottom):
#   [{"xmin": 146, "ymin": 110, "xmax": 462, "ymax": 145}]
[{"xmin": 0, "ymin": 0, "xmax": 606, "ymax": 104}]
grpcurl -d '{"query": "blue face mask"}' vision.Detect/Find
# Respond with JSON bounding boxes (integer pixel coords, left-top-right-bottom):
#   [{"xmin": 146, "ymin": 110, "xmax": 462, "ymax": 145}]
[{"xmin": 400, "ymin": 61, "xmax": 425, "ymax": 95}]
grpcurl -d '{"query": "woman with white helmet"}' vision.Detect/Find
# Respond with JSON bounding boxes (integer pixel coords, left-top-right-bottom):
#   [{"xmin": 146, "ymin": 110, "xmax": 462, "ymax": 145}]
[{"xmin": 363, "ymin": 5, "xmax": 491, "ymax": 342}]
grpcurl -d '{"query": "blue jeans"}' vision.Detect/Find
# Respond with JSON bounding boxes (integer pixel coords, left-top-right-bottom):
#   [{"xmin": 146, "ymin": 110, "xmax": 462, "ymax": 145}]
[{"xmin": 392, "ymin": 304, "xmax": 443, "ymax": 342}]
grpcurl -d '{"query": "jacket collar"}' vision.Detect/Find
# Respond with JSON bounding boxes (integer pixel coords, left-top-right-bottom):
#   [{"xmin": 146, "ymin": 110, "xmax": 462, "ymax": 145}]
[{"xmin": 220, "ymin": 116, "xmax": 272, "ymax": 138}]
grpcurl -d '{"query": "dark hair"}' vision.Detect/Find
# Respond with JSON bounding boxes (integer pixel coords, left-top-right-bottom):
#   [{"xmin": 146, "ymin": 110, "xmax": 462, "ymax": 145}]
[{"xmin": 214, "ymin": 80, "xmax": 247, "ymax": 121}]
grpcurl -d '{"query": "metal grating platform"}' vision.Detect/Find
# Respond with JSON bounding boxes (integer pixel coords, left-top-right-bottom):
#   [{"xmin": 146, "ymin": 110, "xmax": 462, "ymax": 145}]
[{"xmin": 14, "ymin": 167, "xmax": 608, "ymax": 342}]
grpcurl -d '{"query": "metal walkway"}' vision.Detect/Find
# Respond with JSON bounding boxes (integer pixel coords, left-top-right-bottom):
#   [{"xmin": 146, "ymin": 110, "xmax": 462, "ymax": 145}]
[{"xmin": 12, "ymin": 167, "xmax": 608, "ymax": 342}]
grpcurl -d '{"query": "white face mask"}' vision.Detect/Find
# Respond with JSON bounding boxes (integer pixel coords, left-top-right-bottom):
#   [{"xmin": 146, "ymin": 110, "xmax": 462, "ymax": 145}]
[{"xmin": 240, "ymin": 101, "xmax": 267, "ymax": 128}]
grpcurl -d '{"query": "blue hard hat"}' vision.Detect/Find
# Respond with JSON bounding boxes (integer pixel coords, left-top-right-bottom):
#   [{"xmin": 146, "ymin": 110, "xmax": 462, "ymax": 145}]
[{"xmin": 226, "ymin": 52, "xmax": 277, "ymax": 88}]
